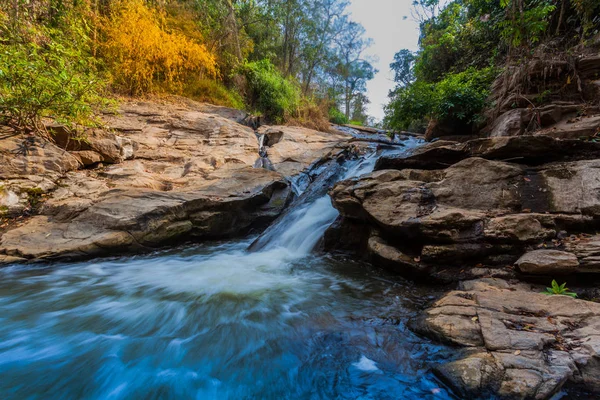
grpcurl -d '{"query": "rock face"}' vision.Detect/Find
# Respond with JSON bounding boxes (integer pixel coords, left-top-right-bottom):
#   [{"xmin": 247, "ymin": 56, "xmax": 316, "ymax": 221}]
[
  {"xmin": 329, "ymin": 133, "xmax": 600, "ymax": 281},
  {"xmin": 411, "ymin": 278, "xmax": 600, "ymax": 399},
  {"xmin": 0, "ymin": 99, "xmax": 350, "ymax": 262}
]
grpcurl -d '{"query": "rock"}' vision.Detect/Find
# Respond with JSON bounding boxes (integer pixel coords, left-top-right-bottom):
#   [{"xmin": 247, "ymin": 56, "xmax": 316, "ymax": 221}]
[
  {"xmin": 331, "ymin": 154, "xmax": 600, "ymax": 277},
  {"xmin": 367, "ymin": 234, "xmax": 426, "ymax": 276},
  {"xmin": 412, "ymin": 278, "xmax": 600, "ymax": 399},
  {"xmin": 0, "ymin": 254, "xmax": 27, "ymax": 265},
  {"xmin": 0, "ymin": 99, "xmax": 350, "ymax": 262},
  {"xmin": 484, "ymin": 214, "xmax": 556, "ymax": 243},
  {"xmin": 424, "ymin": 119, "xmax": 476, "ymax": 142},
  {"xmin": 515, "ymin": 250, "xmax": 580, "ymax": 275},
  {"xmin": 71, "ymin": 150, "xmax": 104, "ymax": 166},
  {"xmin": 488, "ymin": 109, "xmax": 525, "ymax": 137},
  {"xmin": 0, "ymin": 167, "xmax": 292, "ymax": 260},
  {"xmin": 579, "ymin": 55, "xmax": 600, "ymax": 79},
  {"xmin": 257, "ymin": 125, "xmax": 347, "ymax": 177},
  {"xmin": 0, "ymin": 128, "xmax": 81, "ymax": 180},
  {"xmin": 537, "ymin": 115, "xmax": 600, "ymax": 140},
  {"xmin": 375, "ymin": 135, "xmax": 600, "ymax": 171},
  {"xmin": 564, "ymin": 234, "xmax": 600, "ymax": 273}
]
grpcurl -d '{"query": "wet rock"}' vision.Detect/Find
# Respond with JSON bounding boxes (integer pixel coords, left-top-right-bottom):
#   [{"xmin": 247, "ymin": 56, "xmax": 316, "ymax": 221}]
[
  {"xmin": 367, "ymin": 234, "xmax": 427, "ymax": 276},
  {"xmin": 375, "ymin": 135, "xmax": 600, "ymax": 171},
  {"xmin": 256, "ymin": 125, "xmax": 347, "ymax": 177},
  {"xmin": 515, "ymin": 250, "xmax": 580, "ymax": 275},
  {"xmin": 413, "ymin": 278, "xmax": 600, "ymax": 399}
]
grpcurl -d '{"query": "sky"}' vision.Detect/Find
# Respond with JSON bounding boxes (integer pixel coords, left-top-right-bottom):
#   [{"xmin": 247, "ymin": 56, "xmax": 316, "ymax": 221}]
[{"xmin": 347, "ymin": 0, "xmax": 421, "ymax": 122}]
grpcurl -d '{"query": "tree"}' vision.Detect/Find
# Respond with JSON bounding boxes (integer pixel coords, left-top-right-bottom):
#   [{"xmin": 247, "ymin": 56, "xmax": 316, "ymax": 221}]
[
  {"xmin": 390, "ymin": 49, "xmax": 416, "ymax": 88},
  {"xmin": 333, "ymin": 19, "xmax": 375, "ymax": 119}
]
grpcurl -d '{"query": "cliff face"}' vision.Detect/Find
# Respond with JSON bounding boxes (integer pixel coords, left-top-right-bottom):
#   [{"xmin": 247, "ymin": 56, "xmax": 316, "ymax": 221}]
[{"xmin": 0, "ymin": 99, "xmax": 349, "ymax": 263}]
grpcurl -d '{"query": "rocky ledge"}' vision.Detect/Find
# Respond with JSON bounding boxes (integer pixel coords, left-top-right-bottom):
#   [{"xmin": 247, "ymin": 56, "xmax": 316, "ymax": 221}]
[
  {"xmin": 327, "ymin": 133, "xmax": 600, "ymax": 282},
  {"xmin": 0, "ymin": 99, "xmax": 349, "ymax": 263},
  {"xmin": 411, "ymin": 278, "xmax": 600, "ymax": 398}
]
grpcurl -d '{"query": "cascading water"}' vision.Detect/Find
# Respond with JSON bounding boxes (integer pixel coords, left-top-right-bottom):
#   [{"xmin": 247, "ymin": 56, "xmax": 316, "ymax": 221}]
[
  {"xmin": 250, "ymin": 139, "xmax": 420, "ymax": 254},
  {"xmin": 0, "ymin": 135, "xmax": 455, "ymax": 399}
]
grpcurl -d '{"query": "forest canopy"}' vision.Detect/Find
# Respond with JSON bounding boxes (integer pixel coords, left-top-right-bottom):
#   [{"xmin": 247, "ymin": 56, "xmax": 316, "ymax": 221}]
[
  {"xmin": 0, "ymin": 0, "xmax": 377, "ymax": 131},
  {"xmin": 384, "ymin": 0, "xmax": 600, "ymax": 133}
]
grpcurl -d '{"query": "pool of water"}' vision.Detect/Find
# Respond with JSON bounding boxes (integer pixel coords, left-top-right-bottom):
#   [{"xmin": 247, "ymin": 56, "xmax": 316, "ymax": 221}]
[{"xmin": 0, "ymin": 240, "xmax": 454, "ymax": 399}]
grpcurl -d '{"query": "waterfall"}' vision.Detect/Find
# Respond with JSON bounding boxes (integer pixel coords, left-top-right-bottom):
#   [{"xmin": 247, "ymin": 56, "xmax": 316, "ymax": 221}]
[{"xmin": 250, "ymin": 137, "xmax": 422, "ymax": 255}]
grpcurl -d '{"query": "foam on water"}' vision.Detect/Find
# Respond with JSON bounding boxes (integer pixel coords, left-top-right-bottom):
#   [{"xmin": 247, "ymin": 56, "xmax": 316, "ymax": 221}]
[{"xmin": 0, "ymin": 137, "xmax": 457, "ymax": 399}]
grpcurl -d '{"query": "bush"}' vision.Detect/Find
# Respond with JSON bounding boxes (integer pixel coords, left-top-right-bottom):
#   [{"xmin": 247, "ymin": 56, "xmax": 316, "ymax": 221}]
[
  {"xmin": 384, "ymin": 81, "xmax": 435, "ymax": 131},
  {"xmin": 101, "ymin": 0, "xmax": 217, "ymax": 95},
  {"xmin": 184, "ymin": 79, "xmax": 245, "ymax": 110},
  {"xmin": 286, "ymin": 98, "xmax": 331, "ymax": 132},
  {"xmin": 239, "ymin": 59, "xmax": 300, "ymax": 123},
  {"xmin": 328, "ymin": 107, "xmax": 348, "ymax": 125},
  {"xmin": 384, "ymin": 67, "xmax": 495, "ymax": 131},
  {"xmin": 0, "ymin": 11, "xmax": 106, "ymax": 132},
  {"xmin": 432, "ymin": 67, "xmax": 496, "ymax": 124}
]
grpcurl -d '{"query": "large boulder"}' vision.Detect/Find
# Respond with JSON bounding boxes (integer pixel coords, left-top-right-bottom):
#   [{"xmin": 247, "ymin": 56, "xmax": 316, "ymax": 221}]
[
  {"xmin": 412, "ymin": 278, "xmax": 600, "ymax": 399},
  {"xmin": 0, "ymin": 100, "xmax": 351, "ymax": 263}
]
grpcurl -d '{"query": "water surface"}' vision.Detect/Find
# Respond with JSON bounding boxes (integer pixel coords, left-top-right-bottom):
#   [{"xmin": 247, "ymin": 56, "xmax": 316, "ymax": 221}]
[{"xmin": 0, "ymin": 241, "xmax": 453, "ymax": 399}]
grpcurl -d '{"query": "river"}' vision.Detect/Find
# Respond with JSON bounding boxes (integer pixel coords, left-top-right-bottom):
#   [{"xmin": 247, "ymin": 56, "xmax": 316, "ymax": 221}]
[{"xmin": 0, "ymin": 137, "xmax": 455, "ymax": 399}]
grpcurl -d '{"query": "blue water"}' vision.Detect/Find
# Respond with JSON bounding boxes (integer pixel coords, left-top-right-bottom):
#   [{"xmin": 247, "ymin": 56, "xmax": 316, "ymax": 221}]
[{"xmin": 0, "ymin": 240, "xmax": 452, "ymax": 399}]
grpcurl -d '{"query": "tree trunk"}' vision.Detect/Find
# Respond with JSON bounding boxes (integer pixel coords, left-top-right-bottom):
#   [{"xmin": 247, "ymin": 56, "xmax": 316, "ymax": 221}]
[{"xmin": 226, "ymin": 0, "xmax": 243, "ymax": 63}]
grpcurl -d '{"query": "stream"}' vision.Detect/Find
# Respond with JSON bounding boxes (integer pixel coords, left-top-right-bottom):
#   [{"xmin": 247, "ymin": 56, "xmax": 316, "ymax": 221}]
[{"xmin": 0, "ymin": 137, "xmax": 455, "ymax": 399}]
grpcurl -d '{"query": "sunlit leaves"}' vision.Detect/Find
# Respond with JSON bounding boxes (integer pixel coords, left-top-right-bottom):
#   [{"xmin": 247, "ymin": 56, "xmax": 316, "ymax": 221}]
[{"xmin": 100, "ymin": 0, "xmax": 218, "ymax": 95}]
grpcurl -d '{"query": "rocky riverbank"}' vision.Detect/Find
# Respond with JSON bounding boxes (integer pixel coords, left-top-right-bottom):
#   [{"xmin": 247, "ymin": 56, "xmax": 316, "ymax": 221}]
[
  {"xmin": 325, "ymin": 108, "xmax": 600, "ymax": 395},
  {"xmin": 0, "ymin": 99, "xmax": 350, "ymax": 263},
  {"xmin": 3, "ymin": 95, "xmax": 600, "ymax": 398}
]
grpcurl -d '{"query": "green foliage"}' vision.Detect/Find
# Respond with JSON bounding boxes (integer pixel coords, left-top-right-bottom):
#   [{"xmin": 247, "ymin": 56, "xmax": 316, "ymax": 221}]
[
  {"xmin": 385, "ymin": 67, "xmax": 495, "ymax": 131},
  {"xmin": 184, "ymin": 79, "xmax": 245, "ymax": 110},
  {"xmin": 542, "ymin": 280, "xmax": 578, "ymax": 298},
  {"xmin": 329, "ymin": 107, "xmax": 349, "ymax": 125},
  {"xmin": 498, "ymin": 0, "xmax": 556, "ymax": 48},
  {"xmin": 433, "ymin": 67, "xmax": 496, "ymax": 123},
  {"xmin": 0, "ymin": 12, "xmax": 107, "ymax": 132},
  {"xmin": 384, "ymin": 81, "xmax": 434, "ymax": 132},
  {"xmin": 240, "ymin": 59, "xmax": 300, "ymax": 123}
]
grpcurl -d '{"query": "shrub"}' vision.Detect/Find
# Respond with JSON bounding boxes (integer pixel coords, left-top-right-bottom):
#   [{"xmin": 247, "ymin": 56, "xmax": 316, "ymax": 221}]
[
  {"xmin": 184, "ymin": 79, "xmax": 245, "ymax": 110},
  {"xmin": 0, "ymin": 11, "xmax": 106, "ymax": 132},
  {"xmin": 239, "ymin": 59, "xmax": 300, "ymax": 123},
  {"xmin": 432, "ymin": 67, "xmax": 496, "ymax": 124},
  {"xmin": 328, "ymin": 107, "xmax": 348, "ymax": 125},
  {"xmin": 101, "ymin": 0, "xmax": 217, "ymax": 95},
  {"xmin": 286, "ymin": 98, "xmax": 331, "ymax": 132},
  {"xmin": 384, "ymin": 67, "xmax": 496, "ymax": 131},
  {"xmin": 384, "ymin": 81, "xmax": 435, "ymax": 131}
]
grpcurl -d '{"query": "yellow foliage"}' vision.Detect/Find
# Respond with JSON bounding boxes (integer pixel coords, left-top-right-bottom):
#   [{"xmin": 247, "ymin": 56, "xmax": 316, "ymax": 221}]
[{"xmin": 101, "ymin": 0, "xmax": 217, "ymax": 95}]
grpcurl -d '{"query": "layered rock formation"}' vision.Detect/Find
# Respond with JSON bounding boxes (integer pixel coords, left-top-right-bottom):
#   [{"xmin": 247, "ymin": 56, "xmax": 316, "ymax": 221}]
[
  {"xmin": 0, "ymin": 99, "xmax": 349, "ymax": 263},
  {"xmin": 327, "ymin": 134, "xmax": 600, "ymax": 281},
  {"xmin": 327, "ymin": 111, "xmax": 600, "ymax": 398},
  {"xmin": 412, "ymin": 278, "xmax": 600, "ymax": 398}
]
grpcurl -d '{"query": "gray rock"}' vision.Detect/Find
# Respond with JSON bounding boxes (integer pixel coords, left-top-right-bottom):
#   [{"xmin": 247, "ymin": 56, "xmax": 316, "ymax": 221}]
[
  {"xmin": 413, "ymin": 278, "xmax": 600, "ymax": 399},
  {"xmin": 515, "ymin": 250, "xmax": 580, "ymax": 275}
]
